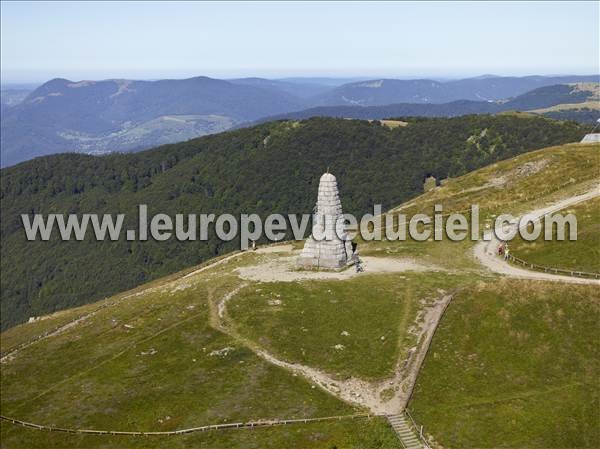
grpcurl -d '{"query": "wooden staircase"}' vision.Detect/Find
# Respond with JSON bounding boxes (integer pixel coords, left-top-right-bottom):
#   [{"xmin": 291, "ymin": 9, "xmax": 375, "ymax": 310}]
[{"xmin": 387, "ymin": 413, "xmax": 427, "ymax": 449}]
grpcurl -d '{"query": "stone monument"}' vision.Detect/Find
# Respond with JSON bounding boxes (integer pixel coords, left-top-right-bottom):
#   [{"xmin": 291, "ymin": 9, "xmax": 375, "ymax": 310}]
[
  {"xmin": 580, "ymin": 118, "xmax": 600, "ymax": 143},
  {"xmin": 297, "ymin": 171, "xmax": 354, "ymax": 269}
]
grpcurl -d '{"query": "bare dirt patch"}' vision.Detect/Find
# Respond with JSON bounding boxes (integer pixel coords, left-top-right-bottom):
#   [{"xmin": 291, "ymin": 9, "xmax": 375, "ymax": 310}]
[{"xmin": 237, "ymin": 253, "xmax": 439, "ymax": 283}]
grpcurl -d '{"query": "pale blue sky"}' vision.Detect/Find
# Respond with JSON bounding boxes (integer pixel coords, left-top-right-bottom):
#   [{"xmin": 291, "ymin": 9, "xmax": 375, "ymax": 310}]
[{"xmin": 1, "ymin": 1, "xmax": 598, "ymax": 83}]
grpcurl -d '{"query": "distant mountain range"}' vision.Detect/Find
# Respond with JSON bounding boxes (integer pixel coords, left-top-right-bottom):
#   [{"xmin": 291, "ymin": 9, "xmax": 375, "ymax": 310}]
[
  {"xmin": 228, "ymin": 77, "xmax": 337, "ymax": 99},
  {"xmin": 315, "ymin": 75, "xmax": 599, "ymax": 106},
  {"xmin": 1, "ymin": 74, "xmax": 598, "ymax": 167},
  {"xmin": 0, "ymin": 76, "xmax": 307, "ymax": 166},
  {"xmin": 257, "ymin": 83, "xmax": 600, "ymax": 123}
]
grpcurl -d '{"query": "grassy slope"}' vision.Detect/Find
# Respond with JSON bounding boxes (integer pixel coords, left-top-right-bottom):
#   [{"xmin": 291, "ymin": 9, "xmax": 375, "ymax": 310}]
[
  {"xmin": 410, "ymin": 280, "xmax": 599, "ymax": 449},
  {"xmin": 359, "ymin": 143, "xmax": 600, "ymax": 447},
  {"xmin": 531, "ymin": 101, "xmax": 600, "ymax": 113},
  {"xmin": 510, "ymin": 197, "xmax": 600, "ymax": 273},
  {"xmin": 1, "ymin": 255, "xmax": 401, "ymax": 448},
  {"xmin": 228, "ymin": 272, "xmax": 470, "ymax": 380},
  {"xmin": 0, "ymin": 418, "xmax": 398, "ymax": 449},
  {"xmin": 374, "ymin": 143, "xmax": 600, "ymax": 448},
  {"xmin": 1, "ymin": 142, "xmax": 598, "ymax": 448},
  {"xmin": 357, "ymin": 144, "xmax": 599, "ymax": 272},
  {"xmin": 386, "ymin": 143, "xmax": 599, "ymax": 218}
]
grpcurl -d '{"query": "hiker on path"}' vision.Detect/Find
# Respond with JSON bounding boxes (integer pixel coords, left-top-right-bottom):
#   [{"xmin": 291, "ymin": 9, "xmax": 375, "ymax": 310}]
[{"xmin": 355, "ymin": 257, "xmax": 364, "ymax": 272}]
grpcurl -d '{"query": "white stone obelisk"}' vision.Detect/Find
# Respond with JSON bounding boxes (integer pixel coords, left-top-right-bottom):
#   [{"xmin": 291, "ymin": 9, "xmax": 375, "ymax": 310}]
[{"xmin": 297, "ymin": 172, "xmax": 353, "ymax": 269}]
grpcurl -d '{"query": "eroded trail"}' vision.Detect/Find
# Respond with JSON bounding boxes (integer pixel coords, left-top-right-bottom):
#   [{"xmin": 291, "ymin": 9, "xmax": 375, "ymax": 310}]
[
  {"xmin": 5, "ymin": 187, "xmax": 599, "ymax": 420},
  {"xmin": 222, "ymin": 187, "xmax": 600, "ymax": 413},
  {"xmin": 1, "ymin": 251, "xmax": 246, "ymax": 363},
  {"xmin": 474, "ymin": 186, "xmax": 600, "ymax": 285},
  {"xmin": 211, "ymin": 272, "xmax": 452, "ymax": 415}
]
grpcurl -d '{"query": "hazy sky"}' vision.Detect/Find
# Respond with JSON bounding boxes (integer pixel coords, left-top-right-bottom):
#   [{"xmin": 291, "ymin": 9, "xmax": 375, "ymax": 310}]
[{"xmin": 1, "ymin": 1, "xmax": 598, "ymax": 83}]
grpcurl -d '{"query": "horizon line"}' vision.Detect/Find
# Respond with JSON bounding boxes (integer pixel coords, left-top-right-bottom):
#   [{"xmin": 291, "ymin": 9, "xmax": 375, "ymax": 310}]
[{"xmin": 2, "ymin": 72, "xmax": 599, "ymax": 86}]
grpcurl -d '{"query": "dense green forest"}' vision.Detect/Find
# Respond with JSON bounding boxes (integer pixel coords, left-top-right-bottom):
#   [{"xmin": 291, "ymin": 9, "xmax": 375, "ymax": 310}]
[{"xmin": 0, "ymin": 115, "xmax": 586, "ymax": 329}]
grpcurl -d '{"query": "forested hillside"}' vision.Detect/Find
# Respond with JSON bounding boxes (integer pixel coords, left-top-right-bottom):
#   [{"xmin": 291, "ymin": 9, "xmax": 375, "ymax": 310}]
[{"xmin": 0, "ymin": 115, "xmax": 586, "ymax": 329}]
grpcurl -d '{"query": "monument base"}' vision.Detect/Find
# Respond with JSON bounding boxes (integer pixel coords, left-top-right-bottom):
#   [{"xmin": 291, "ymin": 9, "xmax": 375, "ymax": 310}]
[{"xmin": 296, "ymin": 237, "xmax": 354, "ymax": 270}]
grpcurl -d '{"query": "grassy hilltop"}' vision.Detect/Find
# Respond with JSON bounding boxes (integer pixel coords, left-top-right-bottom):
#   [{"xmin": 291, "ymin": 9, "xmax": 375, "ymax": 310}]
[
  {"xmin": 1, "ymin": 115, "xmax": 587, "ymax": 330},
  {"xmin": 410, "ymin": 280, "xmax": 599, "ymax": 449},
  {"xmin": 510, "ymin": 197, "xmax": 600, "ymax": 273},
  {"xmin": 1, "ymin": 141, "xmax": 598, "ymax": 448}
]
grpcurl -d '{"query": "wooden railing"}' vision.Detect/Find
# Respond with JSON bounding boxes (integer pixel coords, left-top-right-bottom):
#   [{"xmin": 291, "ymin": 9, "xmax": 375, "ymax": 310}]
[
  {"xmin": 404, "ymin": 409, "xmax": 433, "ymax": 449},
  {"xmin": 507, "ymin": 254, "xmax": 600, "ymax": 279},
  {"xmin": 0, "ymin": 413, "xmax": 375, "ymax": 436}
]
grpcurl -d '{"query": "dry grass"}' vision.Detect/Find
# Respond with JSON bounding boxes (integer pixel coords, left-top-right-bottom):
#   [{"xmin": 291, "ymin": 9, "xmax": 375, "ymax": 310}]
[
  {"xmin": 530, "ymin": 101, "xmax": 600, "ymax": 113},
  {"xmin": 380, "ymin": 119, "xmax": 409, "ymax": 129}
]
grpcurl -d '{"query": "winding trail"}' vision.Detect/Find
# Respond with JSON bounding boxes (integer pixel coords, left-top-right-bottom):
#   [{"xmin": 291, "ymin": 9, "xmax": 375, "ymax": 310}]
[
  {"xmin": 1, "ymin": 250, "xmax": 246, "ymax": 363},
  {"xmin": 4, "ymin": 186, "xmax": 600, "ymax": 437},
  {"xmin": 228, "ymin": 187, "xmax": 600, "ymax": 414},
  {"xmin": 212, "ymin": 276, "xmax": 453, "ymax": 415},
  {"xmin": 474, "ymin": 186, "xmax": 600, "ymax": 285}
]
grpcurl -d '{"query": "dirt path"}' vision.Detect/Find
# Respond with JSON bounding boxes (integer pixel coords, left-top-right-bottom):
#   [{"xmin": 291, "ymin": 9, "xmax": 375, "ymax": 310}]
[
  {"xmin": 1, "ymin": 313, "xmax": 99, "ymax": 363},
  {"xmin": 228, "ymin": 187, "xmax": 600, "ymax": 413},
  {"xmin": 474, "ymin": 186, "xmax": 600, "ymax": 285},
  {"xmin": 1, "ymin": 250, "xmax": 251, "ymax": 363},
  {"xmin": 182, "ymin": 251, "xmax": 245, "ymax": 279},
  {"xmin": 237, "ymin": 253, "xmax": 441, "ymax": 283},
  {"xmin": 6, "ymin": 187, "xmax": 598, "ymax": 417},
  {"xmin": 213, "ymin": 277, "xmax": 452, "ymax": 415}
]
